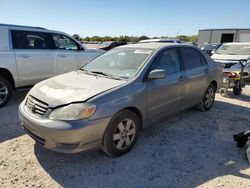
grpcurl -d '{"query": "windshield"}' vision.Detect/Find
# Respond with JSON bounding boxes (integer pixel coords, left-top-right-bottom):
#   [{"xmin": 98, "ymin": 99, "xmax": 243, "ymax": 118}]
[
  {"xmin": 216, "ymin": 44, "xmax": 250, "ymax": 55},
  {"xmin": 83, "ymin": 48, "xmax": 153, "ymax": 79},
  {"xmin": 100, "ymin": 42, "xmax": 113, "ymax": 47}
]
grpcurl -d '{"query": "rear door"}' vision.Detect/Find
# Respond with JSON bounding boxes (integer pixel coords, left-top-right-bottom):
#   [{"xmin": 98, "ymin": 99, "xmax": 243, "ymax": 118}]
[
  {"xmin": 146, "ymin": 48, "xmax": 186, "ymax": 122},
  {"xmin": 11, "ymin": 30, "xmax": 56, "ymax": 87},
  {"xmin": 179, "ymin": 47, "xmax": 209, "ymax": 108}
]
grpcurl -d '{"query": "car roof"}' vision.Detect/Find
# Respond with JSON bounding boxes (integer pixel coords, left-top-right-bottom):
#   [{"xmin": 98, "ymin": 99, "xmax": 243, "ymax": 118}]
[
  {"xmin": 139, "ymin": 38, "xmax": 181, "ymax": 43},
  {"xmin": 222, "ymin": 42, "xmax": 250, "ymax": 45},
  {"xmin": 0, "ymin": 23, "xmax": 66, "ymax": 35},
  {"xmin": 117, "ymin": 42, "xmax": 187, "ymax": 50}
]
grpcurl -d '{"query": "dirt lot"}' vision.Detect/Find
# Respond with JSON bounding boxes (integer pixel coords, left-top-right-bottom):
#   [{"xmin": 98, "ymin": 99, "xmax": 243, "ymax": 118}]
[{"xmin": 0, "ymin": 86, "xmax": 250, "ymax": 188}]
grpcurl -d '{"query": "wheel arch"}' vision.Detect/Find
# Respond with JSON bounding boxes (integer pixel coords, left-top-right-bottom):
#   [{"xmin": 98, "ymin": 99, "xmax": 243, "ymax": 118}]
[
  {"xmin": 123, "ymin": 107, "xmax": 143, "ymax": 129},
  {"xmin": 210, "ymin": 80, "xmax": 217, "ymax": 91},
  {"xmin": 0, "ymin": 68, "xmax": 15, "ymax": 89}
]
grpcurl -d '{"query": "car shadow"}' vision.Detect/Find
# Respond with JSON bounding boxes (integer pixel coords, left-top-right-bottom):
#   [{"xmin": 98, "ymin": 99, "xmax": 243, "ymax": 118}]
[
  {"xmin": 219, "ymin": 91, "xmax": 250, "ymax": 102},
  {"xmin": 34, "ymin": 99, "xmax": 250, "ymax": 187},
  {"xmin": 0, "ymin": 91, "xmax": 27, "ymax": 143}
]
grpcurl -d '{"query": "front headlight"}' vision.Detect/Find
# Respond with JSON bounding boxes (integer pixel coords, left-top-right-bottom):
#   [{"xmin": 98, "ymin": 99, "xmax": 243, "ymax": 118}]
[{"xmin": 49, "ymin": 103, "xmax": 96, "ymax": 120}]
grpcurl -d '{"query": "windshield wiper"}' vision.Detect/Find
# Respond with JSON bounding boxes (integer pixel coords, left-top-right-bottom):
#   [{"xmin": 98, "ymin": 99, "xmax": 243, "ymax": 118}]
[
  {"xmin": 84, "ymin": 70, "xmax": 123, "ymax": 80},
  {"xmin": 90, "ymin": 71, "xmax": 109, "ymax": 76}
]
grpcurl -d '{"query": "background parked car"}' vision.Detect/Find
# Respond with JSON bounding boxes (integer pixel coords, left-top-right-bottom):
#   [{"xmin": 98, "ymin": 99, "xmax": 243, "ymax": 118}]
[
  {"xmin": 98, "ymin": 41, "xmax": 127, "ymax": 51},
  {"xmin": 201, "ymin": 43, "xmax": 222, "ymax": 56},
  {"xmin": 139, "ymin": 38, "xmax": 182, "ymax": 44},
  {"xmin": 211, "ymin": 42, "xmax": 250, "ymax": 81},
  {"xmin": 19, "ymin": 43, "xmax": 223, "ymax": 156},
  {"xmin": 0, "ymin": 24, "xmax": 104, "ymax": 107}
]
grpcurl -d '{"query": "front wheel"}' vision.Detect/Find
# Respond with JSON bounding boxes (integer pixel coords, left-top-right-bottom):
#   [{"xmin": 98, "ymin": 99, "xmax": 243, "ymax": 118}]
[
  {"xmin": 0, "ymin": 76, "xmax": 12, "ymax": 108},
  {"xmin": 102, "ymin": 110, "xmax": 140, "ymax": 156},
  {"xmin": 197, "ymin": 84, "xmax": 216, "ymax": 111}
]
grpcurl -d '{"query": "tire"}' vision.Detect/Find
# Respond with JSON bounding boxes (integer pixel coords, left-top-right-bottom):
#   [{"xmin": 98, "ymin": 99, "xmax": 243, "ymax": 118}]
[
  {"xmin": 246, "ymin": 77, "xmax": 250, "ymax": 83},
  {"xmin": 233, "ymin": 87, "xmax": 242, "ymax": 95},
  {"xmin": 102, "ymin": 110, "xmax": 140, "ymax": 156},
  {"xmin": 197, "ymin": 84, "xmax": 216, "ymax": 112},
  {"xmin": 0, "ymin": 76, "xmax": 12, "ymax": 108}
]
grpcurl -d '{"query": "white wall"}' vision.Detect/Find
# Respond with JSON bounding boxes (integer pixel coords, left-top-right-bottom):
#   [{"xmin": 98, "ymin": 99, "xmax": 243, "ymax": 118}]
[
  {"xmin": 197, "ymin": 30, "xmax": 211, "ymax": 46},
  {"xmin": 237, "ymin": 30, "xmax": 250, "ymax": 42},
  {"xmin": 198, "ymin": 29, "xmax": 250, "ymax": 46},
  {"xmin": 210, "ymin": 30, "xmax": 236, "ymax": 43}
]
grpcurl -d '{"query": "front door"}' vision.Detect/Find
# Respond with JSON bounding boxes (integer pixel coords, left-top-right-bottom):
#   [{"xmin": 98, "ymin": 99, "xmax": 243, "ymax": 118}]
[
  {"xmin": 52, "ymin": 34, "xmax": 78, "ymax": 74},
  {"xmin": 146, "ymin": 48, "xmax": 185, "ymax": 123}
]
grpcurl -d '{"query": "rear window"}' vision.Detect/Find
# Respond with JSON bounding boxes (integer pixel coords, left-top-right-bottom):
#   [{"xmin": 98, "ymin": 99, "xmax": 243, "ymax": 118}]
[
  {"xmin": 11, "ymin": 30, "xmax": 55, "ymax": 50},
  {"xmin": 180, "ymin": 47, "xmax": 204, "ymax": 70}
]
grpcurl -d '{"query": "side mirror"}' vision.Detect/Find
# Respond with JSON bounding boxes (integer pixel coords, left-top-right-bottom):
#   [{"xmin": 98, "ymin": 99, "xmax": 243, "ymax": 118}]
[{"xmin": 147, "ymin": 69, "xmax": 166, "ymax": 80}]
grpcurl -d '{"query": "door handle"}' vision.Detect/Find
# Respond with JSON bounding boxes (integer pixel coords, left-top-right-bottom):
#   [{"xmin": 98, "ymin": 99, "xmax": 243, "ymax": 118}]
[
  {"xmin": 58, "ymin": 54, "xmax": 66, "ymax": 58},
  {"xmin": 18, "ymin": 55, "xmax": 30, "ymax": 59},
  {"xmin": 179, "ymin": 76, "xmax": 185, "ymax": 81},
  {"xmin": 204, "ymin": 68, "xmax": 209, "ymax": 73}
]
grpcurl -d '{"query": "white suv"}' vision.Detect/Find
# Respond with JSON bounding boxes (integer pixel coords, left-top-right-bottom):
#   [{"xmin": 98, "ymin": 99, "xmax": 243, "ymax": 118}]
[{"xmin": 0, "ymin": 24, "xmax": 104, "ymax": 107}]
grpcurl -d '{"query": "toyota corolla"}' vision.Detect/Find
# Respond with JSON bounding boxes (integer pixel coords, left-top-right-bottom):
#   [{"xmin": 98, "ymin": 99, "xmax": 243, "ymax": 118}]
[{"xmin": 19, "ymin": 43, "xmax": 222, "ymax": 156}]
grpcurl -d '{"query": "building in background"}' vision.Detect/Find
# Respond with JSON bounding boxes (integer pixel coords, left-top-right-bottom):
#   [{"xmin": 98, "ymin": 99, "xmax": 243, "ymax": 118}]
[{"xmin": 197, "ymin": 28, "xmax": 250, "ymax": 46}]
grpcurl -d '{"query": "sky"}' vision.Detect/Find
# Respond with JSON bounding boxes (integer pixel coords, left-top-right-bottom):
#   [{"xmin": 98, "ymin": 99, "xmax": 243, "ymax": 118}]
[{"xmin": 0, "ymin": 0, "xmax": 250, "ymax": 38}]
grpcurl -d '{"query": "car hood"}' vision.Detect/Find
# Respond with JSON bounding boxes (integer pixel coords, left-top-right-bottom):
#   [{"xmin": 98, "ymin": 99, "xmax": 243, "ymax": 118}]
[
  {"xmin": 211, "ymin": 54, "xmax": 250, "ymax": 61},
  {"xmin": 29, "ymin": 71, "xmax": 126, "ymax": 108},
  {"xmin": 85, "ymin": 48, "xmax": 105, "ymax": 53}
]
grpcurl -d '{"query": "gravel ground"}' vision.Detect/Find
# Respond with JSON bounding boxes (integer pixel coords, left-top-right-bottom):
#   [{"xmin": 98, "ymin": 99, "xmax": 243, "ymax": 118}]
[{"xmin": 0, "ymin": 86, "xmax": 250, "ymax": 188}]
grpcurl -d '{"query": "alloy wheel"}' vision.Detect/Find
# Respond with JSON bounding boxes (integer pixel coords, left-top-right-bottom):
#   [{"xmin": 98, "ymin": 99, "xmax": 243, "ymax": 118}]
[
  {"xmin": 204, "ymin": 87, "xmax": 214, "ymax": 108},
  {"xmin": 0, "ymin": 81, "xmax": 8, "ymax": 105},
  {"xmin": 113, "ymin": 119, "xmax": 136, "ymax": 150}
]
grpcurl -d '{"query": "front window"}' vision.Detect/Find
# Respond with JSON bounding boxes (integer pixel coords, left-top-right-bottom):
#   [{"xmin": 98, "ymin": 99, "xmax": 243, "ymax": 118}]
[
  {"xmin": 83, "ymin": 48, "xmax": 153, "ymax": 79},
  {"xmin": 52, "ymin": 34, "xmax": 79, "ymax": 50},
  {"xmin": 216, "ymin": 44, "xmax": 250, "ymax": 55}
]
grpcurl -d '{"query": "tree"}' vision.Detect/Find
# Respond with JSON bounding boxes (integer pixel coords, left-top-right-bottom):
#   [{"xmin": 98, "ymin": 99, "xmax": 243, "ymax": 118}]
[
  {"xmin": 139, "ymin": 35, "xmax": 150, "ymax": 41},
  {"xmin": 176, "ymin": 35, "xmax": 189, "ymax": 42},
  {"xmin": 83, "ymin": 36, "xmax": 90, "ymax": 41},
  {"xmin": 102, "ymin": 36, "xmax": 113, "ymax": 42},
  {"xmin": 118, "ymin": 36, "xmax": 131, "ymax": 42},
  {"xmin": 176, "ymin": 35, "xmax": 198, "ymax": 42},
  {"xmin": 72, "ymin": 34, "xmax": 80, "ymax": 41},
  {"xmin": 78, "ymin": 34, "xmax": 197, "ymax": 43},
  {"xmin": 90, "ymin": 36, "xmax": 102, "ymax": 41}
]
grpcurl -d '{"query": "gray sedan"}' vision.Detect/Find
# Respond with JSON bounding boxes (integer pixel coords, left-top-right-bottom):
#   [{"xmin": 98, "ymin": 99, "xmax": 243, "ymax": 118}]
[{"xmin": 19, "ymin": 43, "xmax": 222, "ymax": 156}]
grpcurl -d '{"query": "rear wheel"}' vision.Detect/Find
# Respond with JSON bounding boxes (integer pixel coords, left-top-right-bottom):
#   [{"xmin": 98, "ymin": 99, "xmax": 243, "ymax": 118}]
[
  {"xmin": 197, "ymin": 84, "xmax": 216, "ymax": 111},
  {"xmin": 0, "ymin": 76, "xmax": 12, "ymax": 108},
  {"xmin": 233, "ymin": 87, "xmax": 242, "ymax": 95},
  {"xmin": 102, "ymin": 110, "xmax": 140, "ymax": 156}
]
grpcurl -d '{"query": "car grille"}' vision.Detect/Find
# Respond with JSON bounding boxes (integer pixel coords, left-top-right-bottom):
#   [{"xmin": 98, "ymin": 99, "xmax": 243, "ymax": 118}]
[{"xmin": 25, "ymin": 95, "xmax": 48, "ymax": 117}]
